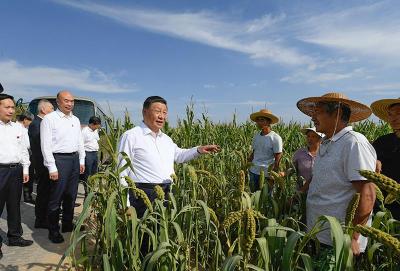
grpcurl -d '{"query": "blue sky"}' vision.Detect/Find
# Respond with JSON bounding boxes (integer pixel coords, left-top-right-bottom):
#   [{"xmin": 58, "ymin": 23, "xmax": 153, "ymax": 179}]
[{"xmin": 1, "ymin": 0, "xmax": 399, "ymax": 124}]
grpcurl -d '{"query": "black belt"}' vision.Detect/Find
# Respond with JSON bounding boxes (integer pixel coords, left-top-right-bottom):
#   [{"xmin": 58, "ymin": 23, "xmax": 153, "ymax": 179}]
[
  {"xmin": 53, "ymin": 152, "xmax": 78, "ymax": 156},
  {"xmin": 0, "ymin": 163, "xmax": 21, "ymax": 168},
  {"xmin": 135, "ymin": 183, "xmax": 171, "ymax": 189}
]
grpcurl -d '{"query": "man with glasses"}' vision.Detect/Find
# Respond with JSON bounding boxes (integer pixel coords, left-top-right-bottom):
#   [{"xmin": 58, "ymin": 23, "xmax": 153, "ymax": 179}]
[{"xmin": 297, "ymin": 92, "xmax": 376, "ymax": 256}]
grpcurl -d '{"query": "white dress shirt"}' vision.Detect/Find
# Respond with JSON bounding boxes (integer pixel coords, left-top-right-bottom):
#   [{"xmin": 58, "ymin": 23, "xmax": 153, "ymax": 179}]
[
  {"xmin": 15, "ymin": 121, "xmax": 30, "ymax": 149},
  {"xmin": 82, "ymin": 126, "xmax": 100, "ymax": 152},
  {"xmin": 307, "ymin": 126, "xmax": 376, "ymax": 252},
  {"xmin": 118, "ymin": 122, "xmax": 200, "ymax": 186},
  {"xmin": 40, "ymin": 109, "xmax": 85, "ymax": 173},
  {"xmin": 0, "ymin": 120, "xmax": 30, "ymax": 174}
]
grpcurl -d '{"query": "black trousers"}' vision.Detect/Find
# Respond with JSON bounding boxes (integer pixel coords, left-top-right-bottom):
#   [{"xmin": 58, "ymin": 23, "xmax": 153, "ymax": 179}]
[
  {"xmin": 23, "ymin": 162, "xmax": 35, "ymax": 196},
  {"xmin": 129, "ymin": 183, "xmax": 170, "ymax": 256},
  {"xmin": 34, "ymin": 161, "xmax": 51, "ymax": 223},
  {"xmin": 0, "ymin": 165, "xmax": 23, "ymax": 242},
  {"xmin": 82, "ymin": 151, "xmax": 98, "ymax": 196},
  {"xmin": 47, "ymin": 153, "xmax": 80, "ymax": 233}
]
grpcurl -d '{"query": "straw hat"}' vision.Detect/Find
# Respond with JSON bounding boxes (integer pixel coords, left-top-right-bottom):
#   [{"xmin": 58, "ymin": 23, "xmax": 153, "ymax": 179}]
[
  {"xmin": 301, "ymin": 127, "xmax": 325, "ymax": 138},
  {"xmin": 370, "ymin": 98, "xmax": 400, "ymax": 122},
  {"xmin": 296, "ymin": 92, "xmax": 372, "ymax": 123},
  {"xmin": 250, "ymin": 109, "xmax": 279, "ymax": 124}
]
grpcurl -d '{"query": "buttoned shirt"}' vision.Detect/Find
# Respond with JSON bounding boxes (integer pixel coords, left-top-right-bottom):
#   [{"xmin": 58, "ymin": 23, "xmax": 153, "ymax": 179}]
[
  {"xmin": 82, "ymin": 126, "xmax": 100, "ymax": 152},
  {"xmin": 15, "ymin": 121, "xmax": 30, "ymax": 149},
  {"xmin": 40, "ymin": 109, "xmax": 85, "ymax": 173},
  {"xmin": 306, "ymin": 126, "xmax": 376, "ymax": 251},
  {"xmin": 250, "ymin": 131, "xmax": 283, "ymax": 176},
  {"xmin": 118, "ymin": 122, "xmax": 200, "ymax": 186},
  {"xmin": 0, "ymin": 120, "xmax": 30, "ymax": 174}
]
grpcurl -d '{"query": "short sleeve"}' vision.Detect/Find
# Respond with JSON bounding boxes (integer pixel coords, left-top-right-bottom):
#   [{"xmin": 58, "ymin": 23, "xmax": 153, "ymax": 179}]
[
  {"xmin": 272, "ymin": 134, "xmax": 283, "ymax": 153},
  {"xmin": 345, "ymin": 140, "xmax": 377, "ymax": 182}
]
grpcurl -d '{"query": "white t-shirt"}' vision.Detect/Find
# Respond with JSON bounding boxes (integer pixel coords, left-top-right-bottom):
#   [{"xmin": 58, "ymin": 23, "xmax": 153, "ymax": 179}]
[
  {"xmin": 250, "ymin": 130, "xmax": 283, "ymax": 176},
  {"xmin": 306, "ymin": 126, "xmax": 377, "ymax": 252}
]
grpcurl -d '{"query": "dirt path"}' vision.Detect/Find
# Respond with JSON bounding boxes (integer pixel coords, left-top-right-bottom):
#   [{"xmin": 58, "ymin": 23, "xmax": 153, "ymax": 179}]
[{"xmin": 0, "ymin": 184, "xmax": 85, "ymax": 271}]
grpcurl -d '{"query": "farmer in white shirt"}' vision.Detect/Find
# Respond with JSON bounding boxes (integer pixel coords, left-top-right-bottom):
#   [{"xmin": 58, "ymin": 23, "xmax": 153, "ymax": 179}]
[
  {"xmin": 296, "ymin": 92, "xmax": 376, "ymax": 256},
  {"xmin": 0, "ymin": 93, "xmax": 33, "ymax": 259},
  {"xmin": 248, "ymin": 109, "xmax": 283, "ymax": 192},
  {"xmin": 118, "ymin": 96, "xmax": 220, "ymax": 218},
  {"xmin": 81, "ymin": 116, "xmax": 101, "ymax": 197},
  {"xmin": 40, "ymin": 90, "xmax": 85, "ymax": 243}
]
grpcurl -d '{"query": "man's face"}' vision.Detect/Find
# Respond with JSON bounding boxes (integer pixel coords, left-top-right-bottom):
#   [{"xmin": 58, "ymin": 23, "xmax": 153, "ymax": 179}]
[
  {"xmin": 89, "ymin": 123, "xmax": 101, "ymax": 131},
  {"xmin": 255, "ymin": 117, "xmax": 271, "ymax": 129},
  {"xmin": 311, "ymin": 104, "xmax": 337, "ymax": 134},
  {"xmin": 22, "ymin": 119, "xmax": 32, "ymax": 128},
  {"xmin": 43, "ymin": 103, "xmax": 54, "ymax": 115},
  {"xmin": 306, "ymin": 131, "xmax": 321, "ymax": 146},
  {"xmin": 0, "ymin": 98, "xmax": 15, "ymax": 123},
  {"xmin": 143, "ymin": 102, "xmax": 168, "ymax": 133},
  {"xmin": 57, "ymin": 92, "xmax": 74, "ymax": 114},
  {"xmin": 387, "ymin": 104, "xmax": 400, "ymax": 130}
]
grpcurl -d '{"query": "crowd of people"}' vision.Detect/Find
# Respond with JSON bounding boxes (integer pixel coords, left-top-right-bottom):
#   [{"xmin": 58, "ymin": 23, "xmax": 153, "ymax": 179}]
[
  {"xmin": 0, "ymin": 84, "xmax": 399, "ymax": 260},
  {"xmin": 0, "ymin": 88, "xmax": 101, "ymax": 259}
]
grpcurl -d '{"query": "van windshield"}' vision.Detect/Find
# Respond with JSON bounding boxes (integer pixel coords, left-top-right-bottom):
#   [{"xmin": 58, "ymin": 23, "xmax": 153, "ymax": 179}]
[{"xmin": 28, "ymin": 99, "xmax": 95, "ymax": 125}]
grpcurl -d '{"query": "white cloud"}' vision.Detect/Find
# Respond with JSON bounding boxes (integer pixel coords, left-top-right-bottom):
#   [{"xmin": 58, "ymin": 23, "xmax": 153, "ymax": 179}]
[
  {"xmin": 0, "ymin": 59, "xmax": 135, "ymax": 100},
  {"xmin": 203, "ymin": 84, "xmax": 216, "ymax": 89},
  {"xmin": 281, "ymin": 68, "xmax": 366, "ymax": 84},
  {"xmin": 53, "ymin": 0, "xmax": 315, "ymax": 67},
  {"xmin": 298, "ymin": 2, "xmax": 400, "ymax": 60}
]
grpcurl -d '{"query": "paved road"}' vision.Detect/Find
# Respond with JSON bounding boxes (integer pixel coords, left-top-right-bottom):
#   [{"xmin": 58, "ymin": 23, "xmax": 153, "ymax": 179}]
[{"xmin": 0, "ymin": 184, "xmax": 85, "ymax": 271}]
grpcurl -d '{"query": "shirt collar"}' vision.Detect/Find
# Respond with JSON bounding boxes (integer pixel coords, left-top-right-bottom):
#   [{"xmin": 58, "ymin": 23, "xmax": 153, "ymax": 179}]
[
  {"xmin": 0, "ymin": 119, "xmax": 12, "ymax": 126},
  {"xmin": 140, "ymin": 121, "xmax": 163, "ymax": 137},
  {"xmin": 324, "ymin": 126, "xmax": 353, "ymax": 143},
  {"xmin": 56, "ymin": 109, "xmax": 73, "ymax": 118}
]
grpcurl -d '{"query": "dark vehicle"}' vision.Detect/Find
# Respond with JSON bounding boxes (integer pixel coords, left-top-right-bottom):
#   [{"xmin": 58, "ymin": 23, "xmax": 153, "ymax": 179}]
[{"xmin": 28, "ymin": 96, "xmax": 109, "ymax": 127}]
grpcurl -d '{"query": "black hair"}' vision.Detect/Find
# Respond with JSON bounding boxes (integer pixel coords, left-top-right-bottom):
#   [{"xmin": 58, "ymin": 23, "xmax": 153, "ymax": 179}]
[
  {"xmin": 318, "ymin": 101, "xmax": 351, "ymax": 124},
  {"xmin": 0, "ymin": 93, "xmax": 14, "ymax": 102},
  {"xmin": 143, "ymin": 96, "xmax": 167, "ymax": 109},
  {"xmin": 17, "ymin": 111, "xmax": 34, "ymax": 121},
  {"xmin": 89, "ymin": 116, "xmax": 101, "ymax": 125}
]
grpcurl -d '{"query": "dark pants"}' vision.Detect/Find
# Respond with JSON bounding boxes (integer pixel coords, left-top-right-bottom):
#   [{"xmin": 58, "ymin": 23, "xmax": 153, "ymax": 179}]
[
  {"xmin": 0, "ymin": 165, "xmax": 23, "ymax": 243},
  {"xmin": 249, "ymin": 172, "xmax": 260, "ymax": 192},
  {"xmin": 82, "ymin": 151, "xmax": 98, "ymax": 196},
  {"xmin": 34, "ymin": 162, "xmax": 51, "ymax": 223},
  {"xmin": 129, "ymin": 183, "xmax": 170, "ymax": 256},
  {"xmin": 47, "ymin": 153, "xmax": 80, "ymax": 233},
  {"xmin": 23, "ymin": 163, "xmax": 35, "ymax": 198}
]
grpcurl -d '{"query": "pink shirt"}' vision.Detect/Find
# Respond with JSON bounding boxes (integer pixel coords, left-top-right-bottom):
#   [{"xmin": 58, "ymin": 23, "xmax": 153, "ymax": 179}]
[{"xmin": 292, "ymin": 147, "xmax": 315, "ymax": 183}]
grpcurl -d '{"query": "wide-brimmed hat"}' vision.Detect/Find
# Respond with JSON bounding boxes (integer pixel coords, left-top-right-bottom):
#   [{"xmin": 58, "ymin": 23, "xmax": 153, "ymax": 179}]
[
  {"xmin": 296, "ymin": 92, "xmax": 371, "ymax": 123},
  {"xmin": 301, "ymin": 127, "xmax": 325, "ymax": 138},
  {"xmin": 370, "ymin": 98, "xmax": 400, "ymax": 122},
  {"xmin": 250, "ymin": 109, "xmax": 279, "ymax": 124}
]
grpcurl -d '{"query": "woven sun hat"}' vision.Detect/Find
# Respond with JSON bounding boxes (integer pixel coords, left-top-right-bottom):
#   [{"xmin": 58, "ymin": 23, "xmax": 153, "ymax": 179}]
[
  {"xmin": 250, "ymin": 109, "xmax": 279, "ymax": 124},
  {"xmin": 296, "ymin": 92, "xmax": 372, "ymax": 123},
  {"xmin": 370, "ymin": 98, "xmax": 400, "ymax": 122},
  {"xmin": 301, "ymin": 127, "xmax": 325, "ymax": 138}
]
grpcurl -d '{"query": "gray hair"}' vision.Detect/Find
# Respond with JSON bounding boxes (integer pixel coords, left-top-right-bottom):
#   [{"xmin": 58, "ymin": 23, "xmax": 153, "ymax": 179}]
[{"xmin": 37, "ymin": 99, "xmax": 53, "ymax": 112}]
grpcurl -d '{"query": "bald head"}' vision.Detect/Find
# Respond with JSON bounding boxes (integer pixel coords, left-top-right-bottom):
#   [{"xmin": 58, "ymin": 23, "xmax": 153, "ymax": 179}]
[{"xmin": 56, "ymin": 90, "xmax": 74, "ymax": 115}]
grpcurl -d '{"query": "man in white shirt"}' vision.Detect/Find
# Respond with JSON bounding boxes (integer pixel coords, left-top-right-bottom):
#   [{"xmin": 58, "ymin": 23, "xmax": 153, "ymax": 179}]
[
  {"xmin": 81, "ymin": 116, "xmax": 101, "ymax": 197},
  {"xmin": 0, "ymin": 93, "xmax": 33, "ymax": 259},
  {"xmin": 119, "ymin": 96, "xmax": 220, "ymax": 217},
  {"xmin": 28, "ymin": 99, "xmax": 54, "ymax": 229},
  {"xmin": 40, "ymin": 90, "xmax": 85, "ymax": 243},
  {"xmin": 248, "ymin": 109, "xmax": 283, "ymax": 192},
  {"xmin": 297, "ymin": 92, "xmax": 377, "ymax": 256},
  {"xmin": 16, "ymin": 112, "xmax": 35, "ymax": 203}
]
